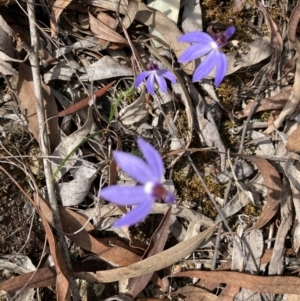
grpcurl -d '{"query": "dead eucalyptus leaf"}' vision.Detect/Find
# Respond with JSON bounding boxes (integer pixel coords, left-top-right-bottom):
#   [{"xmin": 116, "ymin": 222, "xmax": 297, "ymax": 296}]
[
  {"xmin": 75, "ymin": 225, "xmax": 217, "ymax": 283},
  {"xmin": 89, "ymin": 12, "xmax": 128, "ymax": 45},
  {"xmin": 172, "ymin": 286, "xmax": 217, "ymax": 301},
  {"xmin": 56, "ymin": 165, "xmax": 97, "ymax": 206},
  {"xmin": 17, "ymin": 63, "xmax": 60, "ymax": 151},
  {"xmin": 235, "ymin": 89, "xmax": 292, "ymax": 118},
  {"xmin": 176, "ymin": 270, "xmax": 300, "ymax": 295},
  {"xmin": 226, "ymin": 37, "xmax": 273, "ymax": 76},
  {"xmin": 127, "ymin": 206, "xmax": 172, "ymax": 298},
  {"xmin": 286, "ymin": 125, "xmax": 300, "ymax": 152},
  {"xmin": 50, "ymin": 0, "xmax": 73, "ymax": 37},
  {"xmin": 80, "ymin": 56, "xmax": 133, "ymax": 81},
  {"xmin": 182, "ymin": 0, "xmax": 203, "ymax": 33}
]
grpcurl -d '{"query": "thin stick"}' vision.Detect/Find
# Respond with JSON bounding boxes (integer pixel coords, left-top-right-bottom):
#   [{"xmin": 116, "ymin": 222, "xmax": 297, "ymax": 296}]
[{"xmin": 26, "ymin": 1, "xmax": 80, "ymax": 299}]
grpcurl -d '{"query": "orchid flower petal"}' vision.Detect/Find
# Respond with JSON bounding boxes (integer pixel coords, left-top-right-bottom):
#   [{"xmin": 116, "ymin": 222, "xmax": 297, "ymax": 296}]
[
  {"xmin": 214, "ymin": 52, "xmax": 228, "ymax": 87},
  {"xmin": 154, "ymin": 73, "xmax": 167, "ymax": 93},
  {"xmin": 224, "ymin": 26, "xmax": 236, "ymax": 39},
  {"xmin": 135, "ymin": 71, "xmax": 152, "ymax": 88},
  {"xmin": 99, "ymin": 185, "xmax": 151, "ymax": 205},
  {"xmin": 113, "ymin": 200, "xmax": 154, "ymax": 227},
  {"xmin": 178, "ymin": 31, "xmax": 214, "ymax": 44},
  {"xmin": 137, "ymin": 138, "xmax": 164, "ymax": 182},
  {"xmin": 146, "ymin": 72, "xmax": 155, "ymax": 95},
  {"xmin": 159, "ymin": 70, "xmax": 177, "ymax": 83},
  {"xmin": 192, "ymin": 50, "xmax": 217, "ymax": 82},
  {"xmin": 178, "ymin": 44, "xmax": 212, "ymax": 63},
  {"xmin": 113, "ymin": 151, "xmax": 155, "ymax": 184}
]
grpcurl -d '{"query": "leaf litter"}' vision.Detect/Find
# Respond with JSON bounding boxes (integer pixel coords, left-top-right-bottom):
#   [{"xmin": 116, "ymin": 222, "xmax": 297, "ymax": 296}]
[{"xmin": 1, "ymin": 0, "xmax": 300, "ymax": 300}]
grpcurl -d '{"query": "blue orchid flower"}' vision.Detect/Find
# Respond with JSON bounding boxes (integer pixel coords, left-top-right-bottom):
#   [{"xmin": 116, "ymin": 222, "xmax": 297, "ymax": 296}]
[
  {"xmin": 99, "ymin": 138, "xmax": 174, "ymax": 227},
  {"xmin": 178, "ymin": 26, "xmax": 236, "ymax": 86},
  {"xmin": 135, "ymin": 61, "xmax": 177, "ymax": 95}
]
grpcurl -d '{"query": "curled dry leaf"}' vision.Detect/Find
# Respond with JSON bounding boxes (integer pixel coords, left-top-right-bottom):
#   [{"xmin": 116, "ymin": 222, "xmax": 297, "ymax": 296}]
[
  {"xmin": 89, "ymin": 11, "xmax": 128, "ymax": 45},
  {"xmin": 50, "ymin": 0, "xmax": 73, "ymax": 37},
  {"xmin": 56, "ymin": 165, "xmax": 97, "ymax": 206}
]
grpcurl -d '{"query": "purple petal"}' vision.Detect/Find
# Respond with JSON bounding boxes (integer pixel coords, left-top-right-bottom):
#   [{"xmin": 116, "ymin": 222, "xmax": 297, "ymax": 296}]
[
  {"xmin": 146, "ymin": 72, "xmax": 155, "ymax": 95},
  {"xmin": 113, "ymin": 199, "xmax": 154, "ymax": 227},
  {"xmin": 192, "ymin": 50, "xmax": 217, "ymax": 83},
  {"xmin": 154, "ymin": 72, "xmax": 167, "ymax": 92},
  {"xmin": 160, "ymin": 70, "xmax": 177, "ymax": 83},
  {"xmin": 113, "ymin": 151, "xmax": 155, "ymax": 184},
  {"xmin": 137, "ymin": 138, "xmax": 164, "ymax": 182},
  {"xmin": 223, "ymin": 26, "xmax": 236, "ymax": 40},
  {"xmin": 165, "ymin": 191, "xmax": 175, "ymax": 203},
  {"xmin": 99, "ymin": 185, "xmax": 151, "ymax": 205},
  {"xmin": 178, "ymin": 44, "xmax": 212, "ymax": 63},
  {"xmin": 178, "ymin": 31, "xmax": 214, "ymax": 44},
  {"xmin": 214, "ymin": 52, "xmax": 228, "ymax": 87},
  {"xmin": 135, "ymin": 71, "xmax": 152, "ymax": 88}
]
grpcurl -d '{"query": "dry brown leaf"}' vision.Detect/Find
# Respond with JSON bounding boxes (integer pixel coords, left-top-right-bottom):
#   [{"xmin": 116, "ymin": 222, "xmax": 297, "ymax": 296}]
[
  {"xmin": 216, "ymin": 285, "xmax": 240, "ymax": 301},
  {"xmin": 122, "ymin": 0, "xmax": 138, "ymax": 29},
  {"xmin": 75, "ymin": 225, "xmax": 217, "ymax": 283},
  {"xmin": 286, "ymin": 125, "xmax": 300, "ymax": 152},
  {"xmin": 172, "ymin": 286, "xmax": 217, "ymax": 301},
  {"xmin": 235, "ymin": 89, "xmax": 292, "ymax": 118},
  {"xmin": 238, "ymin": 155, "xmax": 281, "ymax": 231},
  {"xmin": 33, "ymin": 194, "xmax": 70, "ymax": 301},
  {"xmin": 176, "ymin": 271, "xmax": 300, "ymax": 295},
  {"xmin": 50, "ymin": 0, "xmax": 73, "ymax": 37},
  {"xmin": 136, "ymin": 297, "xmax": 170, "ymax": 301},
  {"xmin": 0, "ymin": 266, "xmax": 56, "ymax": 291},
  {"xmin": 17, "ymin": 62, "xmax": 60, "ymax": 151},
  {"xmin": 127, "ymin": 206, "xmax": 172, "ymax": 298},
  {"xmin": 89, "ymin": 11, "xmax": 128, "ymax": 45},
  {"xmin": 233, "ymin": 0, "xmax": 247, "ymax": 12},
  {"xmin": 37, "ymin": 195, "xmax": 141, "ymax": 266}
]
